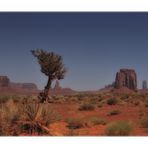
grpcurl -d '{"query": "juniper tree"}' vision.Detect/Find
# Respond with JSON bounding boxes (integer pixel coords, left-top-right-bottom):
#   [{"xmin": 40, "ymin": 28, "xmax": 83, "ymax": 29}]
[{"xmin": 31, "ymin": 49, "xmax": 67, "ymax": 103}]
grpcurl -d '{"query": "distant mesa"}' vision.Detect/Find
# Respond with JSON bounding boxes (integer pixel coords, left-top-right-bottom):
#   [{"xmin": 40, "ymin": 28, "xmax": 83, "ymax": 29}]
[
  {"xmin": 114, "ymin": 69, "xmax": 137, "ymax": 90},
  {"xmin": 0, "ymin": 76, "xmax": 10, "ymax": 87},
  {"xmin": 0, "ymin": 75, "xmax": 75, "ymax": 95},
  {"xmin": 10, "ymin": 82, "xmax": 38, "ymax": 90},
  {"xmin": 0, "ymin": 75, "xmax": 38, "ymax": 95},
  {"xmin": 50, "ymin": 80, "xmax": 76, "ymax": 95}
]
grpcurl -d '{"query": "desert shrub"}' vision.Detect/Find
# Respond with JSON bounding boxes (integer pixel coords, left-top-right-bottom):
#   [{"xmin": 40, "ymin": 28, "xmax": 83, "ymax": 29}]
[
  {"xmin": 0, "ymin": 100, "xmax": 21, "ymax": 135},
  {"xmin": 20, "ymin": 122, "xmax": 46, "ymax": 135},
  {"xmin": 78, "ymin": 103, "xmax": 95, "ymax": 111},
  {"xmin": 40, "ymin": 104, "xmax": 62, "ymax": 125},
  {"xmin": 98, "ymin": 97, "xmax": 103, "ymax": 102},
  {"xmin": 107, "ymin": 98, "xmax": 118, "ymax": 105},
  {"xmin": 2, "ymin": 99, "xmax": 21, "ymax": 123},
  {"xmin": 88, "ymin": 97, "xmax": 100, "ymax": 104},
  {"xmin": 22, "ymin": 103, "xmax": 61, "ymax": 123},
  {"xmin": 106, "ymin": 121, "xmax": 133, "ymax": 136},
  {"xmin": 140, "ymin": 117, "xmax": 148, "ymax": 128},
  {"xmin": 19, "ymin": 103, "xmax": 62, "ymax": 135},
  {"xmin": 66, "ymin": 118, "xmax": 83, "ymax": 129},
  {"xmin": 108, "ymin": 110, "xmax": 121, "ymax": 116},
  {"xmin": 0, "ymin": 96, "xmax": 10, "ymax": 104},
  {"xmin": 22, "ymin": 103, "xmax": 40, "ymax": 121},
  {"xmin": 10, "ymin": 95, "xmax": 23, "ymax": 103},
  {"xmin": 90, "ymin": 117, "xmax": 107, "ymax": 125},
  {"xmin": 22, "ymin": 97, "xmax": 28, "ymax": 104},
  {"xmin": 76, "ymin": 94, "xmax": 85, "ymax": 100}
]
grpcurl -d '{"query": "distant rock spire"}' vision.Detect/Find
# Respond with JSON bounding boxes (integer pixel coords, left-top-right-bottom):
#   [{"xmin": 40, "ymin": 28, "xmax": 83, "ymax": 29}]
[
  {"xmin": 54, "ymin": 80, "xmax": 61, "ymax": 90},
  {"xmin": 142, "ymin": 80, "xmax": 147, "ymax": 90}
]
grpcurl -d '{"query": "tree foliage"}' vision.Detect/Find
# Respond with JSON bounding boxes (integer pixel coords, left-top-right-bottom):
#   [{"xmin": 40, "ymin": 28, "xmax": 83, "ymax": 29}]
[
  {"xmin": 31, "ymin": 49, "xmax": 67, "ymax": 102},
  {"xmin": 31, "ymin": 49, "xmax": 66, "ymax": 80}
]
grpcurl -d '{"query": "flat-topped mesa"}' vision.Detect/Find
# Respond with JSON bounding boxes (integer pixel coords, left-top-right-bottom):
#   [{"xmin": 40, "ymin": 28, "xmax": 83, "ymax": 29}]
[
  {"xmin": 21, "ymin": 83, "xmax": 38, "ymax": 90},
  {"xmin": 0, "ymin": 76, "xmax": 10, "ymax": 87},
  {"xmin": 114, "ymin": 69, "xmax": 137, "ymax": 90}
]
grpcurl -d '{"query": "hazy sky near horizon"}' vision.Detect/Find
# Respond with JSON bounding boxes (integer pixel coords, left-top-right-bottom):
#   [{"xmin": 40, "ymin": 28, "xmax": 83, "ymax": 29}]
[{"xmin": 0, "ymin": 12, "xmax": 148, "ymax": 90}]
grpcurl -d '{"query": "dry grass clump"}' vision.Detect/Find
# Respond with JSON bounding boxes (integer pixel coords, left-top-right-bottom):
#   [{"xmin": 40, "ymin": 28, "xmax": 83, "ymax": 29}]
[
  {"xmin": 140, "ymin": 117, "xmax": 148, "ymax": 129},
  {"xmin": 105, "ymin": 121, "xmax": 133, "ymax": 136},
  {"xmin": 90, "ymin": 117, "xmax": 107, "ymax": 125},
  {"xmin": 78, "ymin": 103, "xmax": 95, "ymax": 111},
  {"xmin": 0, "ymin": 99, "xmax": 21, "ymax": 135},
  {"xmin": 20, "ymin": 103, "xmax": 62, "ymax": 134},
  {"xmin": 66, "ymin": 118, "xmax": 84, "ymax": 129},
  {"xmin": 107, "ymin": 98, "xmax": 118, "ymax": 105},
  {"xmin": 0, "ymin": 96, "xmax": 62, "ymax": 135}
]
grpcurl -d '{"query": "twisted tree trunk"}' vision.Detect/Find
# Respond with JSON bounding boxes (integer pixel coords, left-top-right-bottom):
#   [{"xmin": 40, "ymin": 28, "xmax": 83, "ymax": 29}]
[{"xmin": 38, "ymin": 77, "xmax": 51, "ymax": 103}]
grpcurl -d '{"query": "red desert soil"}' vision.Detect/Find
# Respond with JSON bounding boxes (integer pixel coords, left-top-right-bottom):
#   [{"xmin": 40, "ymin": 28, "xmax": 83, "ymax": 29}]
[{"xmin": 47, "ymin": 103, "xmax": 148, "ymax": 136}]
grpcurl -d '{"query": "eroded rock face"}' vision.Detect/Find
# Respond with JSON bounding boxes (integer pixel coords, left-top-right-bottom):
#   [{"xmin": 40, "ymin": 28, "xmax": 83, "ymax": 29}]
[
  {"xmin": 0, "ymin": 75, "xmax": 38, "ymax": 91},
  {"xmin": 10, "ymin": 82, "xmax": 38, "ymax": 90},
  {"xmin": 0, "ymin": 76, "xmax": 10, "ymax": 87},
  {"xmin": 114, "ymin": 69, "xmax": 137, "ymax": 90}
]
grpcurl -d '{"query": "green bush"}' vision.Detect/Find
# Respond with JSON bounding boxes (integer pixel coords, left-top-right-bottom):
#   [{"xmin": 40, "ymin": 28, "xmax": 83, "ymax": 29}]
[
  {"xmin": 105, "ymin": 121, "xmax": 133, "ymax": 136},
  {"xmin": 107, "ymin": 98, "xmax": 118, "ymax": 105},
  {"xmin": 79, "ymin": 103, "xmax": 95, "ymax": 111},
  {"xmin": 66, "ymin": 118, "xmax": 83, "ymax": 129},
  {"xmin": 141, "ymin": 117, "xmax": 148, "ymax": 128}
]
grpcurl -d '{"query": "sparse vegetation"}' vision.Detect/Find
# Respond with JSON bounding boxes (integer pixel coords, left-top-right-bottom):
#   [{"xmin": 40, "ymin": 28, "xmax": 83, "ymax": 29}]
[
  {"xmin": 107, "ymin": 98, "xmax": 118, "ymax": 105},
  {"xmin": 66, "ymin": 118, "xmax": 84, "ymax": 129},
  {"xmin": 78, "ymin": 103, "xmax": 95, "ymax": 111},
  {"xmin": 140, "ymin": 117, "xmax": 148, "ymax": 128},
  {"xmin": 1, "ymin": 92, "xmax": 148, "ymax": 136},
  {"xmin": 90, "ymin": 117, "xmax": 107, "ymax": 125},
  {"xmin": 105, "ymin": 121, "xmax": 133, "ymax": 136}
]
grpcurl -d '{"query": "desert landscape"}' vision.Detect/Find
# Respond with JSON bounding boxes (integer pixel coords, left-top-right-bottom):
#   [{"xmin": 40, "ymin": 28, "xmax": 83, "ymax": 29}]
[
  {"xmin": 1, "ymin": 67, "xmax": 148, "ymax": 136},
  {"xmin": 0, "ymin": 13, "xmax": 148, "ymax": 137}
]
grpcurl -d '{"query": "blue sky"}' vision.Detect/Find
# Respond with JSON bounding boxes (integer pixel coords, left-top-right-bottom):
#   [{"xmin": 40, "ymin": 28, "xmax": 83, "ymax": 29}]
[{"xmin": 0, "ymin": 12, "xmax": 148, "ymax": 90}]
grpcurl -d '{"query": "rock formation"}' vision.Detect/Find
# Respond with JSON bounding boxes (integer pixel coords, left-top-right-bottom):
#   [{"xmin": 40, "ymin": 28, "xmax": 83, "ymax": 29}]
[
  {"xmin": 53, "ymin": 80, "xmax": 61, "ymax": 90},
  {"xmin": 0, "ymin": 76, "xmax": 10, "ymax": 87},
  {"xmin": 142, "ymin": 80, "xmax": 147, "ymax": 90},
  {"xmin": 0, "ymin": 75, "xmax": 38, "ymax": 93},
  {"xmin": 21, "ymin": 83, "xmax": 37, "ymax": 90},
  {"xmin": 114, "ymin": 69, "xmax": 137, "ymax": 90}
]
